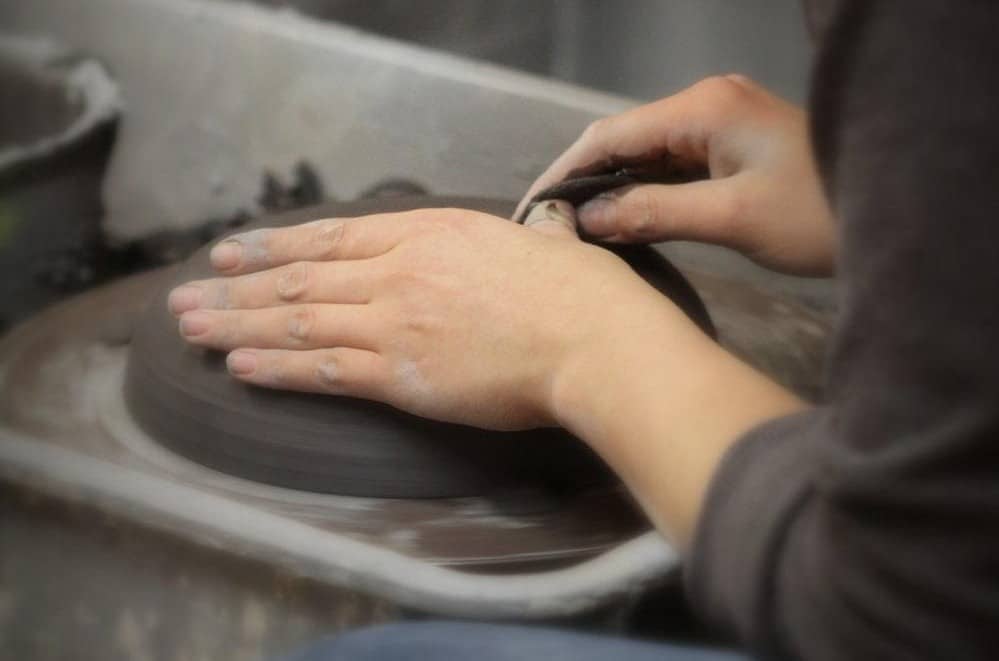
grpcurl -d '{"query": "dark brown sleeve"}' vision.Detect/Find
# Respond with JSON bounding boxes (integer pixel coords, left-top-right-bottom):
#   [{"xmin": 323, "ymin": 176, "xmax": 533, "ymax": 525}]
[{"xmin": 686, "ymin": 2, "xmax": 999, "ymax": 658}]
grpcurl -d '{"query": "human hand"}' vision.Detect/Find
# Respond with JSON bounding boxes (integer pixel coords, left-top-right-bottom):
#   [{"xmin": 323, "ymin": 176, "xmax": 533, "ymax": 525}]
[
  {"xmin": 167, "ymin": 202, "xmax": 706, "ymax": 431},
  {"xmin": 515, "ymin": 75, "xmax": 837, "ymax": 276}
]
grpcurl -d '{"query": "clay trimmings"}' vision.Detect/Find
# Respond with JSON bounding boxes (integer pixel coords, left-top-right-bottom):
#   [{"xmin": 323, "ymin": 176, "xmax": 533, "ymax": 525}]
[
  {"xmin": 517, "ymin": 160, "xmax": 708, "ymax": 233},
  {"xmin": 126, "ymin": 196, "xmax": 714, "ymax": 498}
]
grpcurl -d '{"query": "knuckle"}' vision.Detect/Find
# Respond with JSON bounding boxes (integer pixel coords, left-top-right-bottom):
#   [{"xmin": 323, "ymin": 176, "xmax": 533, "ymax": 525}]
[
  {"xmin": 315, "ymin": 219, "xmax": 346, "ymax": 260},
  {"xmin": 287, "ymin": 306, "xmax": 316, "ymax": 344},
  {"xmin": 430, "ymin": 208, "xmax": 474, "ymax": 233},
  {"xmin": 582, "ymin": 117, "xmax": 611, "ymax": 145},
  {"xmin": 695, "ymin": 75, "xmax": 751, "ymax": 112},
  {"xmin": 723, "ymin": 73, "xmax": 756, "ymax": 88},
  {"xmin": 384, "ymin": 267, "xmax": 413, "ymax": 291},
  {"xmin": 389, "ymin": 264, "xmax": 433, "ymax": 291},
  {"xmin": 423, "ymin": 214, "xmax": 456, "ymax": 234},
  {"xmin": 276, "ymin": 262, "xmax": 311, "ymax": 301},
  {"xmin": 315, "ymin": 355, "xmax": 341, "ymax": 391},
  {"xmin": 403, "ymin": 311, "xmax": 437, "ymax": 336},
  {"xmin": 699, "ymin": 75, "xmax": 741, "ymax": 97},
  {"xmin": 690, "ymin": 76, "xmax": 766, "ymax": 131}
]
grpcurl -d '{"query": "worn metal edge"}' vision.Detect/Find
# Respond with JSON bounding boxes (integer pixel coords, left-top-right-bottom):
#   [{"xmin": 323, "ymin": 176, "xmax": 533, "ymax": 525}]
[
  {"xmin": 175, "ymin": 0, "xmax": 636, "ymax": 113},
  {"xmin": 0, "ymin": 427, "xmax": 676, "ymax": 619}
]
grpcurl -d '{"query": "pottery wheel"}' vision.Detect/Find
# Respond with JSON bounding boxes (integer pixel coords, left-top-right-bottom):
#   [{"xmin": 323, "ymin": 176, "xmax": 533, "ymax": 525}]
[
  {"xmin": 0, "ymin": 193, "xmax": 828, "ymax": 569},
  {"xmin": 126, "ymin": 196, "xmax": 715, "ymax": 498}
]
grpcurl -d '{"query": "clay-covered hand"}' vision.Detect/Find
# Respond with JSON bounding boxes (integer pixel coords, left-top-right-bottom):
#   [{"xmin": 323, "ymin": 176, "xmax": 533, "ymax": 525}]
[
  {"xmin": 515, "ymin": 75, "xmax": 837, "ymax": 276},
  {"xmin": 167, "ymin": 202, "xmax": 707, "ymax": 430}
]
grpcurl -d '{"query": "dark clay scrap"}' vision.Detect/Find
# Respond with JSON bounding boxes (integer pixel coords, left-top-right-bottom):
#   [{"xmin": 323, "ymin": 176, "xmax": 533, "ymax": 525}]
[
  {"xmin": 517, "ymin": 159, "xmax": 708, "ymax": 230},
  {"xmin": 520, "ymin": 169, "xmax": 647, "ymax": 218},
  {"xmin": 126, "ymin": 196, "xmax": 714, "ymax": 498}
]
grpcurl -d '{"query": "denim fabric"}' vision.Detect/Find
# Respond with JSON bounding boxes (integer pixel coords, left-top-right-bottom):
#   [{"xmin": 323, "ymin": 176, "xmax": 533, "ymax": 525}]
[{"xmin": 281, "ymin": 621, "xmax": 747, "ymax": 661}]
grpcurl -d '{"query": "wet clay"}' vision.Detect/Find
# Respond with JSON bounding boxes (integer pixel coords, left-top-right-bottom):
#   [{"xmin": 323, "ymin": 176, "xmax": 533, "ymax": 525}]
[{"xmin": 126, "ymin": 196, "xmax": 715, "ymax": 498}]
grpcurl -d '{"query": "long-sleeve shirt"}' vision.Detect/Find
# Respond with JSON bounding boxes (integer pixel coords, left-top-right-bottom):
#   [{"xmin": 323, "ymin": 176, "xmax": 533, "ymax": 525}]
[{"xmin": 686, "ymin": 2, "xmax": 999, "ymax": 659}]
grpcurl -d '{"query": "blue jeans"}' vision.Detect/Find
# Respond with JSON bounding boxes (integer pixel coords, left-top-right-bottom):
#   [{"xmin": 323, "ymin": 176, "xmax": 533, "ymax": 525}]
[{"xmin": 282, "ymin": 621, "xmax": 747, "ymax": 661}]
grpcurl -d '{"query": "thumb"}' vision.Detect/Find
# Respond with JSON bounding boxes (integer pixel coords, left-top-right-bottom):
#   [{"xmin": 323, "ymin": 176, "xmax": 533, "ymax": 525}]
[
  {"xmin": 522, "ymin": 200, "xmax": 579, "ymax": 239},
  {"xmin": 577, "ymin": 178, "xmax": 739, "ymax": 245}
]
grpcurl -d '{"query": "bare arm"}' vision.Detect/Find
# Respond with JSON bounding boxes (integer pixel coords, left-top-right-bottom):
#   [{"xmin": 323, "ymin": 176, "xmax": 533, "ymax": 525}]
[{"xmin": 549, "ymin": 295, "xmax": 804, "ymax": 546}]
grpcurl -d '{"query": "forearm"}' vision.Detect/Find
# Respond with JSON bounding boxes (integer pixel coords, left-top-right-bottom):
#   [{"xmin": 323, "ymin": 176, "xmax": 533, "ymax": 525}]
[{"xmin": 551, "ymin": 294, "xmax": 805, "ymax": 548}]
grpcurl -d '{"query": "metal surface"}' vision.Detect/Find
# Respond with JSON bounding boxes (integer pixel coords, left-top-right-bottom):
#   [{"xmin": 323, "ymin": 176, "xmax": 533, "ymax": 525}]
[{"xmin": 0, "ymin": 482, "xmax": 395, "ymax": 660}]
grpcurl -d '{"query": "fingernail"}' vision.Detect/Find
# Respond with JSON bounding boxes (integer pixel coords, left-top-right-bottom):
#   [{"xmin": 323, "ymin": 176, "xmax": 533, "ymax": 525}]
[
  {"xmin": 522, "ymin": 203, "xmax": 549, "ymax": 226},
  {"xmin": 167, "ymin": 285, "xmax": 203, "ymax": 315},
  {"xmin": 210, "ymin": 240, "xmax": 242, "ymax": 270},
  {"xmin": 227, "ymin": 350, "xmax": 257, "ymax": 376},
  {"xmin": 544, "ymin": 200, "xmax": 575, "ymax": 226},
  {"xmin": 179, "ymin": 310, "xmax": 211, "ymax": 337},
  {"xmin": 578, "ymin": 195, "xmax": 616, "ymax": 234}
]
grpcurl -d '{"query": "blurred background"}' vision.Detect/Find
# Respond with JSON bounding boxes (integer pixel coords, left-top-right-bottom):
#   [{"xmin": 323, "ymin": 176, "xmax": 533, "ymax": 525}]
[
  {"xmin": 249, "ymin": 0, "xmax": 812, "ymax": 102},
  {"xmin": 0, "ymin": 0, "xmax": 814, "ymax": 329}
]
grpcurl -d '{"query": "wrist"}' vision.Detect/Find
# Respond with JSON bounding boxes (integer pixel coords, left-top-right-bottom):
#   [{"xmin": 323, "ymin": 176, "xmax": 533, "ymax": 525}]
[
  {"xmin": 549, "ymin": 292, "xmax": 806, "ymax": 545},
  {"xmin": 548, "ymin": 290, "xmax": 709, "ymax": 442}
]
